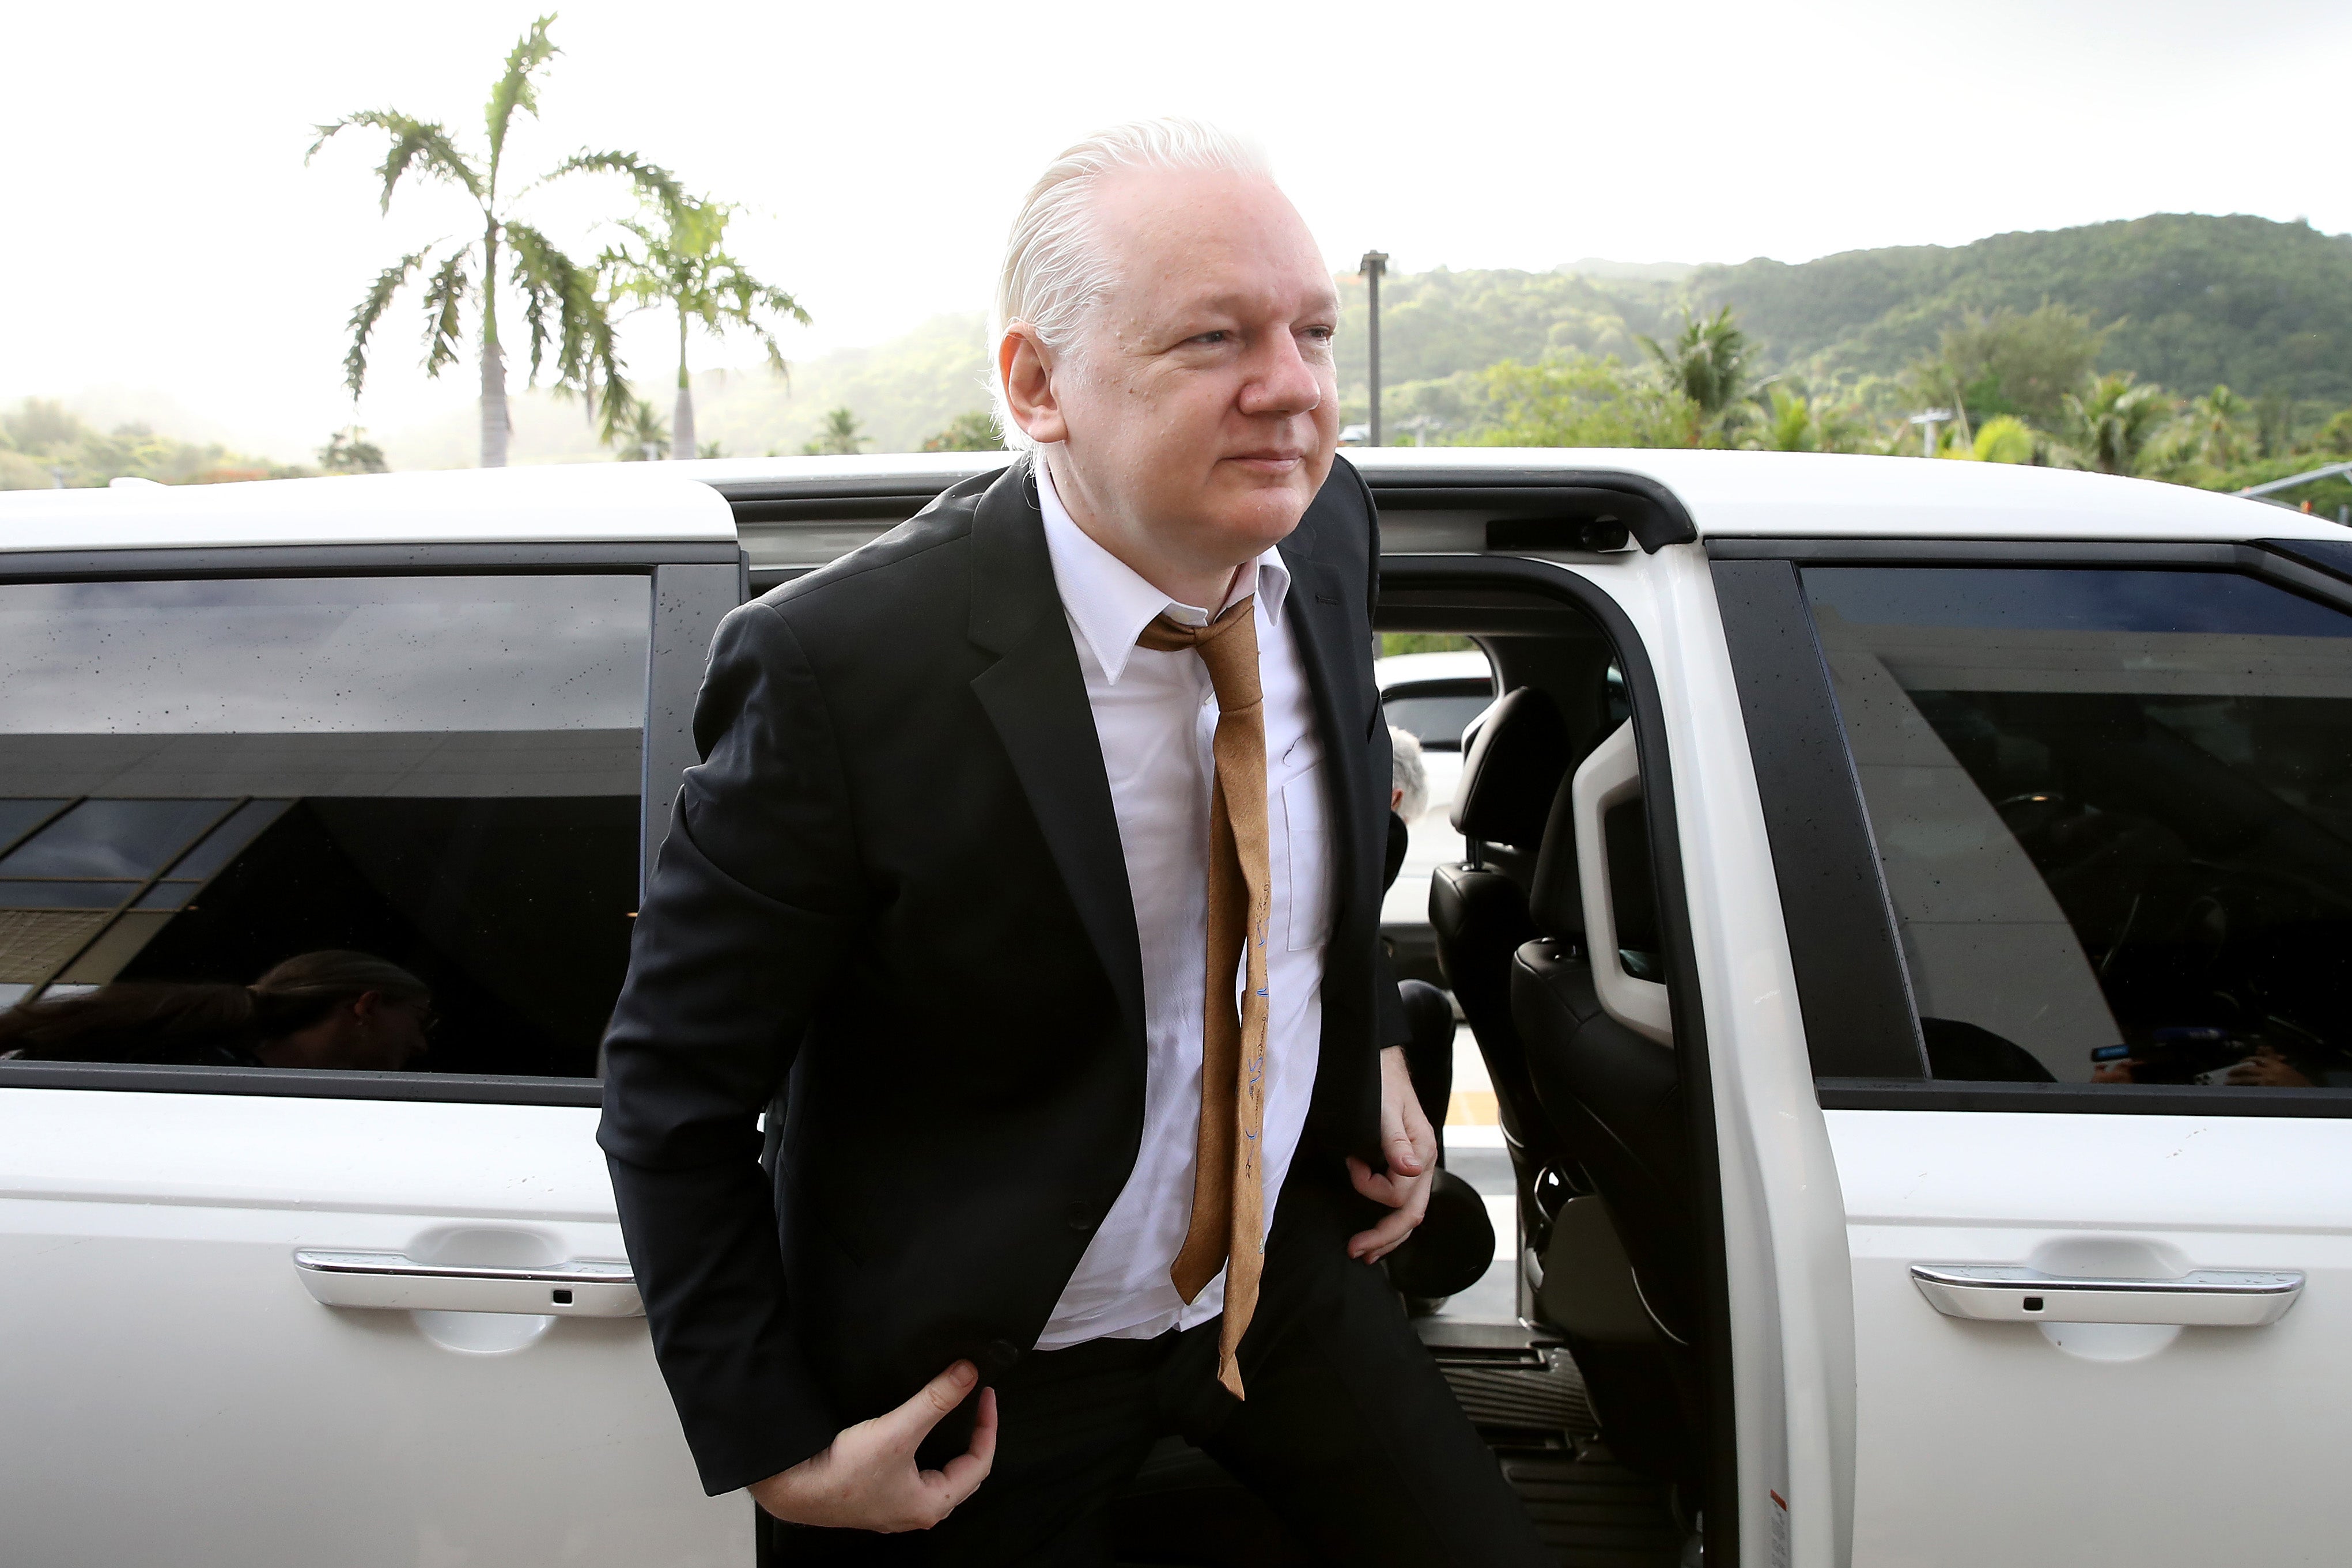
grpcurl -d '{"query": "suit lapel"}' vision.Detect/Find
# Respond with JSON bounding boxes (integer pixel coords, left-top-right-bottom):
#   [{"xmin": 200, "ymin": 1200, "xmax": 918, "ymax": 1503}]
[
  {"xmin": 1279, "ymin": 529, "xmax": 1379, "ymax": 944},
  {"xmin": 967, "ymin": 459, "xmax": 1148, "ymax": 1039}
]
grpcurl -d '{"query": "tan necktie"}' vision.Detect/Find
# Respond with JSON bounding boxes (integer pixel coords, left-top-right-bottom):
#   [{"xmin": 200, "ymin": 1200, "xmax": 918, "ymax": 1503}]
[{"xmin": 1136, "ymin": 596, "xmax": 1269, "ymax": 1400}]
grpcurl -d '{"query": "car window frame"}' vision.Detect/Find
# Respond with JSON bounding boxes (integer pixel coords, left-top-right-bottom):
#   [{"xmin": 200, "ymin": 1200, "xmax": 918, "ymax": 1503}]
[
  {"xmin": 1711, "ymin": 534, "xmax": 2352, "ymax": 1118},
  {"xmin": 0, "ymin": 539, "xmax": 742, "ymax": 1108}
]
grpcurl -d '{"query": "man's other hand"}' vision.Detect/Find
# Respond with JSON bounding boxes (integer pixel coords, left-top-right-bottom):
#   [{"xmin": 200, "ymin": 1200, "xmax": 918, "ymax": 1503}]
[
  {"xmin": 748, "ymin": 1360, "xmax": 998, "ymax": 1531},
  {"xmin": 1346, "ymin": 1044, "xmax": 1438, "ymax": 1262}
]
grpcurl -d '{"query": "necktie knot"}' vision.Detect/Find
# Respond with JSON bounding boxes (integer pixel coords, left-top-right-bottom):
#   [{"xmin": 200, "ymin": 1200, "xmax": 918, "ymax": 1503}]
[{"xmin": 1136, "ymin": 596, "xmax": 1261, "ymax": 711}]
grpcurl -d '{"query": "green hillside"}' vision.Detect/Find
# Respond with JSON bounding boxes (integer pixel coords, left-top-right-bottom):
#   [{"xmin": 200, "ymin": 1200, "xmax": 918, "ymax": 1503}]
[
  {"xmin": 1695, "ymin": 214, "xmax": 2352, "ymax": 402},
  {"xmin": 358, "ymin": 211, "xmax": 2349, "ymax": 469},
  {"xmin": 1327, "ymin": 213, "xmax": 2352, "ymax": 421}
]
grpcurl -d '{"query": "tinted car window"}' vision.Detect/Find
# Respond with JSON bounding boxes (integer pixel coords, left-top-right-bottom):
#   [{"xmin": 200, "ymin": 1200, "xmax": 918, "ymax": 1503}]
[
  {"xmin": 1382, "ymin": 681, "xmax": 1493, "ymax": 752},
  {"xmin": 1806, "ymin": 566, "xmax": 2352, "ymax": 1089},
  {"xmin": 0, "ymin": 575, "xmax": 649, "ymax": 1078}
]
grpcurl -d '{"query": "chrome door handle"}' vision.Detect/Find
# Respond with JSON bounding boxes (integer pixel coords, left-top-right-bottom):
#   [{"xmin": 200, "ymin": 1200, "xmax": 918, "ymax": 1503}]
[
  {"xmin": 1911, "ymin": 1264, "xmax": 2302, "ymax": 1327},
  {"xmin": 293, "ymin": 1251, "xmax": 642, "ymax": 1317}
]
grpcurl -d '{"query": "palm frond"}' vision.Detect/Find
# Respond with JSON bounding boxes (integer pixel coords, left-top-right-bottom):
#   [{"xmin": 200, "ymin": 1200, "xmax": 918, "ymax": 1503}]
[
  {"xmin": 343, "ymin": 245, "xmax": 436, "ymax": 398},
  {"xmin": 485, "ymin": 15, "xmax": 561, "ymax": 187},
  {"xmin": 504, "ymin": 220, "xmax": 584, "ymax": 387},
  {"xmin": 309, "ymin": 111, "xmax": 482, "ymax": 213},
  {"xmin": 419, "ymin": 251, "xmax": 471, "ymax": 380},
  {"xmin": 506, "ymin": 221, "xmax": 631, "ymax": 441},
  {"xmin": 536, "ymin": 150, "xmax": 687, "ymax": 221}
]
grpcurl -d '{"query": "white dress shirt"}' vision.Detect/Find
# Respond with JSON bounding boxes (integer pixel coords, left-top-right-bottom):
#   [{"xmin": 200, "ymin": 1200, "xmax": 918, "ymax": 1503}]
[{"xmin": 1033, "ymin": 457, "xmax": 1332, "ymax": 1350}]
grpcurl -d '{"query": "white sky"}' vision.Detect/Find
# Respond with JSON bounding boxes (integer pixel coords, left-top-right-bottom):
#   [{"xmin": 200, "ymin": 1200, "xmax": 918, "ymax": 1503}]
[{"xmin": 7, "ymin": 0, "xmax": 2348, "ymax": 460}]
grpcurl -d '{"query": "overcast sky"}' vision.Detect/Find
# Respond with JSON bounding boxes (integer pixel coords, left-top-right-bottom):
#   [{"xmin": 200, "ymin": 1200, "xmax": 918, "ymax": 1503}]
[{"xmin": 7, "ymin": 0, "xmax": 2347, "ymax": 460}]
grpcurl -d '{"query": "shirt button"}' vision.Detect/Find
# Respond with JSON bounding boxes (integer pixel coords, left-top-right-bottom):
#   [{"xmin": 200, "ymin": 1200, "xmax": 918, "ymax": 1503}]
[
  {"xmin": 1066, "ymin": 1200, "xmax": 1096, "ymax": 1232},
  {"xmin": 984, "ymin": 1338, "xmax": 1023, "ymax": 1372}
]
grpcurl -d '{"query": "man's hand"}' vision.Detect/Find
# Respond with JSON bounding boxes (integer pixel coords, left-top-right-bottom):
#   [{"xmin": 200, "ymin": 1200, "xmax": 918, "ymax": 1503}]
[
  {"xmin": 748, "ymin": 1361, "xmax": 998, "ymax": 1532},
  {"xmin": 2228, "ymin": 1047, "xmax": 2314, "ymax": 1088},
  {"xmin": 1346, "ymin": 1044, "xmax": 1438, "ymax": 1262}
]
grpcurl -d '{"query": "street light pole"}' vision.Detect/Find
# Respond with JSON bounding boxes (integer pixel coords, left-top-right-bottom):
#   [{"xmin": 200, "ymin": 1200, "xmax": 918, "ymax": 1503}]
[{"xmin": 1359, "ymin": 251, "xmax": 1388, "ymax": 448}]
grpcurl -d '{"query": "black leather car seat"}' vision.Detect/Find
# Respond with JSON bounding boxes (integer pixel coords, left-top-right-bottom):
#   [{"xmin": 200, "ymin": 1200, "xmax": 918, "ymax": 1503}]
[
  {"xmin": 1510, "ymin": 764, "xmax": 1706, "ymax": 1483},
  {"xmin": 1428, "ymin": 687, "xmax": 1574, "ymax": 1173},
  {"xmin": 1509, "ymin": 767, "xmax": 1697, "ymax": 1346}
]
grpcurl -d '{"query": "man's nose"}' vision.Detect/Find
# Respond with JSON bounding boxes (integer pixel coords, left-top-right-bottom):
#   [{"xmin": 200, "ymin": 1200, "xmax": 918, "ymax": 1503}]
[{"xmin": 1236, "ymin": 331, "xmax": 1322, "ymax": 418}]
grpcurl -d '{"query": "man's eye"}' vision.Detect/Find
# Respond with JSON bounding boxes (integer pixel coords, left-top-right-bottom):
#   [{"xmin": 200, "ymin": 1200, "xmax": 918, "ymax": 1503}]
[{"xmin": 1192, "ymin": 331, "xmax": 1230, "ymax": 345}]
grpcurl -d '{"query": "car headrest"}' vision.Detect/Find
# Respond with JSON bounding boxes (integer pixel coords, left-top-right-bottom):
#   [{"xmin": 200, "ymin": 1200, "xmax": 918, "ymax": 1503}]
[
  {"xmin": 1525, "ymin": 774, "xmax": 1583, "ymax": 939},
  {"xmin": 1448, "ymin": 686, "xmax": 1570, "ymax": 850}
]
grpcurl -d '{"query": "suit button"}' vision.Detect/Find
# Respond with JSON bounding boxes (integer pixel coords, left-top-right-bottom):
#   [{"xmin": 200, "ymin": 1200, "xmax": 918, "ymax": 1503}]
[
  {"xmin": 1066, "ymin": 1200, "xmax": 1096, "ymax": 1232},
  {"xmin": 984, "ymin": 1338, "xmax": 1023, "ymax": 1371}
]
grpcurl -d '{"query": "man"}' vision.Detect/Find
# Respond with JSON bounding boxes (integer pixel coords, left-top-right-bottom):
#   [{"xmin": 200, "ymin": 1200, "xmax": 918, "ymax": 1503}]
[{"xmin": 599, "ymin": 119, "xmax": 1546, "ymax": 1565}]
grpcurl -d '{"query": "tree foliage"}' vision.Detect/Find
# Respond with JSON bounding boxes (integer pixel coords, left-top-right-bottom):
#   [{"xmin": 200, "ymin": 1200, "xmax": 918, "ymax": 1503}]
[
  {"xmin": 614, "ymin": 401, "xmax": 671, "ymax": 460},
  {"xmin": 802, "ymin": 407, "xmax": 867, "ymax": 455},
  {"xmin": 1471, "ymin": 357, "xmax": 1699, "ymax": 449},
  {"xmin": 921, "ymin": 410, "xmax": 1003, "ymax": 452},
  {"xmin": 319, "ymin": 427, "xmax": 388, "ymax": 473},
  {"xmin": 2056, "ymin": 373, "xmax": 2177, "ymax": 475},
  {"xmin": 1903, "ymin": 305, "xmax": 2105, "ymax": 431},
  {"xmin": 0, "ymin": 399, "xmax": 305, "ymax": 488}
]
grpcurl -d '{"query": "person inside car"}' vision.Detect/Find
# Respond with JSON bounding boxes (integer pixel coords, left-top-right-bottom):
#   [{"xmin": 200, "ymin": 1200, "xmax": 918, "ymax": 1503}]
[
  {"xmin": 1383, "ymin": 724, "xmax": 1454, "ymax": 1141},
  {"xmin": 0, "ymin": 949, "xmax": 432, "ymax": 1071},
  {"xmin": 597, "ymin": 119, "xmax": 1548, "ymax": 1564}
]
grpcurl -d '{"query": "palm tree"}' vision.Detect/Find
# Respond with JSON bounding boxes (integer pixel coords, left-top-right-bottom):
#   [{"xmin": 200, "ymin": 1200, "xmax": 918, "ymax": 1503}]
[
  {"xmin": 308, "ymin": 16, "xmax": 683, "ymax": 466},
  {"xmin": 615, "ymin": 402, "xmax": 671, "ymax": 461},
  {"xmin": 1638, "ymin": 306, "xmax": 1754, "ymax": 443},
  {"xmin": 1969, "ymin": 415, "xmax": 2036, "ymax": 464},
  {"xmin": 602, "ymin": 198, "xmax": 809, "ymax": 460},
  {"xmin": 2058, "ymin": 373, "xmax": 2176, "ymax": 476},
  {"xmin": 318, "ymin": 427, "xmax": 388, "ymax": 474},
  {"xmin": 2182, "ymin": 384, "xmax": 2253, "ymax": 469},
  {"xmin": 1757, "ymin": 385, "xmax": 1817, "ymax": 452},
  {"xmin": 803, "ymin": 408, "xmax": 868, "ymax": 455}
]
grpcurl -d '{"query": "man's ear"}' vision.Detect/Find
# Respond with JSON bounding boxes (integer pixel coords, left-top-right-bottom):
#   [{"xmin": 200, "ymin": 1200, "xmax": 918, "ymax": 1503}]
[{"xmin": 1000, "ymin": 326, "xmax": 1069, "ymax": 446}]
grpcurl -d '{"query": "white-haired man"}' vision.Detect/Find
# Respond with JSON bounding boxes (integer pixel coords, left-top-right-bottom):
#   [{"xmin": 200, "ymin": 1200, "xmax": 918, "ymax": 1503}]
[{"xmin": 600, "ymin": 120, "xmax": 1549, "ymax": 1565}]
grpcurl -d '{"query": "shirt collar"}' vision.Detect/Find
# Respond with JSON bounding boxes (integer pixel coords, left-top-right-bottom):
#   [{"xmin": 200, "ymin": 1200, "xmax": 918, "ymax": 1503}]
[{"xmin": 1035, "ymin": 454, "xmax": 1291, "ymax": 685}]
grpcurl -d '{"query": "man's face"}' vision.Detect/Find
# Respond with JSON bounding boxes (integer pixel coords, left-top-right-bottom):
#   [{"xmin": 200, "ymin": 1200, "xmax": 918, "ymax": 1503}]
[{"xmin": 1028, "ymin": 167, "xmax": 1341, "ymax": 587}]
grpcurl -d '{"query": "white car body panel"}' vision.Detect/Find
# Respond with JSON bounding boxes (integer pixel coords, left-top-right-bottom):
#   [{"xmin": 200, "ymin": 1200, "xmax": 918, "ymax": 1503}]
[
  {"xmin": 0, "ymin": 1091, "xmax": 746, "ymax": 1567},
  {"xmin": 1832, "ymin": 1109, "xmax": 2352, "ymax": 1568}
]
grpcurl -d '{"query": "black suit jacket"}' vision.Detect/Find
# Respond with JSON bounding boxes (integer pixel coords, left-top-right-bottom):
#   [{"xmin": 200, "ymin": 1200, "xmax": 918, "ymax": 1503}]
[{"xmin": 598, "ymin": 455, "xmax": 1407, "ymax": 1495}]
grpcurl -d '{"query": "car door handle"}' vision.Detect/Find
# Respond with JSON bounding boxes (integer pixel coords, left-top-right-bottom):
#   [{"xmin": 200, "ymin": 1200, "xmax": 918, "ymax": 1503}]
[
  {"xmin": 1911, "ymin": 1264, "xmax": 2303, "ymax": 1327},
  {"xmin": 293, "ymin": 1250, "xmax": 642, "ymax": 1317}
]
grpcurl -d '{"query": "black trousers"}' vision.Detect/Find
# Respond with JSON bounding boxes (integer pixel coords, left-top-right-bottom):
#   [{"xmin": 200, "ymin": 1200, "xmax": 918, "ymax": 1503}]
[{"xmin": 779, "ymin": 1175, "xmax": 1549, "ymax": 1566}]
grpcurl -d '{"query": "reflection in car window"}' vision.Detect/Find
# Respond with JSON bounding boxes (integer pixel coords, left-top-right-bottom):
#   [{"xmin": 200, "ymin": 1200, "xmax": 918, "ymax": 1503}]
[
  {"xmin": 0, "ymin": 575, "xmax": 650, "ymax": 1079},
  {"xmin": 1807, "ymin": 566, "xmax": 2352, "ymax": 1088}
]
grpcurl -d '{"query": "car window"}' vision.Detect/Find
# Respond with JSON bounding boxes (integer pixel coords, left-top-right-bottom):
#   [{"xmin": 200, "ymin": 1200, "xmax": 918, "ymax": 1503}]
[
  {"xmin": 1375, "ymin": 649, "xmax": 1495, "ymax": 931},
  {"xmin": 0, "ymin": 574, "xmax": 649, "ymax": 1080},
  {"xmin": 1381, "ymin": 683, "xmax": 1492, "ymax": 753},
  {"xmin": 1805, "ymin": 565, "xmax": 2352, "ymax": 1090}
]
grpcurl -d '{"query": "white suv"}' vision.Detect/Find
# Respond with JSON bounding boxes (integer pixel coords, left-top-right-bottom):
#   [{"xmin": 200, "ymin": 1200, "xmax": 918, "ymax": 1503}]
[{"xmin": 3, "ymin": 449, "xmax": 2347, "ymax": 1568}]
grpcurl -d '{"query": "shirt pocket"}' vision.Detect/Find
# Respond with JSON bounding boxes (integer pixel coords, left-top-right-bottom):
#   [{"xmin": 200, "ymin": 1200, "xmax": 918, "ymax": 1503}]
[{"xmin": 1282, "ymin": 764, "xmax": 1333, "ymax": 952}]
